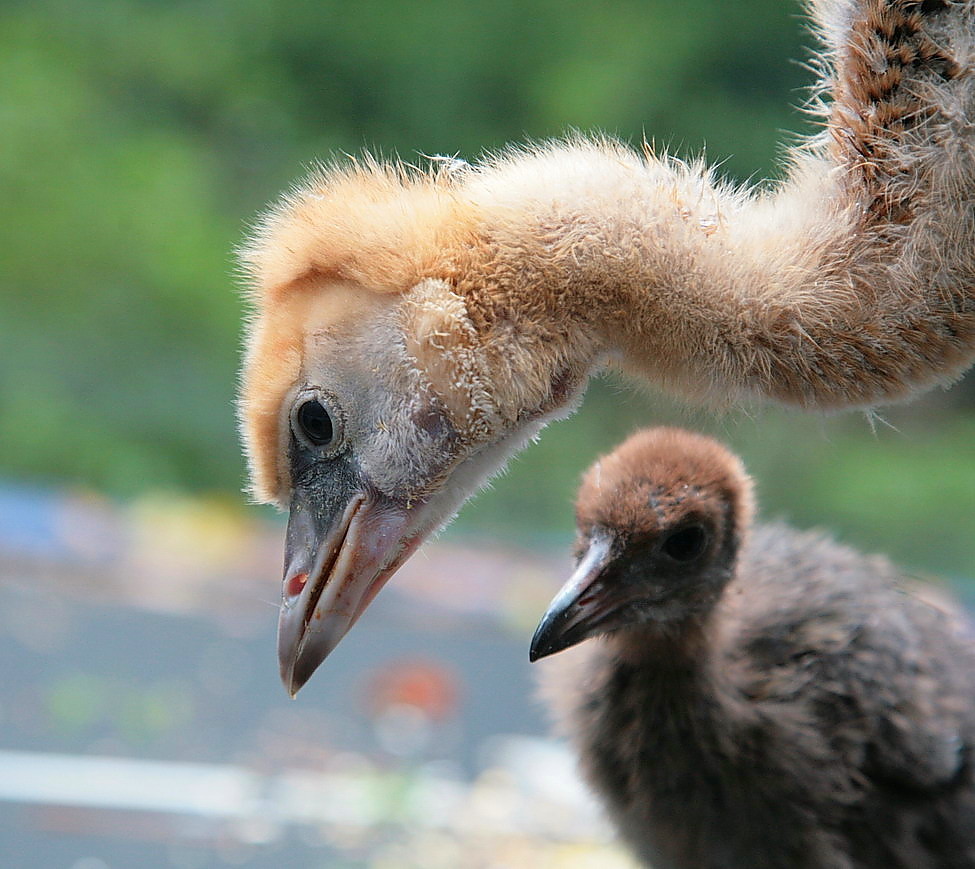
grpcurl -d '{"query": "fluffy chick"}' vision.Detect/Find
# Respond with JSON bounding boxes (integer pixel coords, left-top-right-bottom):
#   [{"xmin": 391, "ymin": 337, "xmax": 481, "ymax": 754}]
[{"xmin": 533, "ymin": 428, "xmax": 975, "ymax": 869}]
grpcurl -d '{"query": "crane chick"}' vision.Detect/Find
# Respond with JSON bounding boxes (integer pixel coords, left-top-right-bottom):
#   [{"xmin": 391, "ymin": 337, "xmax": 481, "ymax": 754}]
[{"xmin": 532, "ymin": 428, "xmax": 975, "ymax": 869}]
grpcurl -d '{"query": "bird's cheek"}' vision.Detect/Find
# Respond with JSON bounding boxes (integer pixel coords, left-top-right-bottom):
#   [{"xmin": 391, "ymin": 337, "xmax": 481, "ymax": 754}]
[
  {"xmin": 353, "ymin": 401, "xmax": 465, "ymax": 503},
  {"xmin": 408, "ymin": 403, "xmax": 468, "ymax": 493},
  {"xmin": 412, "ymin": 402, "xmax": 457, "ymax": 444}
]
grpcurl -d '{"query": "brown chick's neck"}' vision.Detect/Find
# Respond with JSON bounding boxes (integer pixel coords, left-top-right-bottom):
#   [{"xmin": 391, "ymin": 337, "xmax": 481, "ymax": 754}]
[{"xmin": 609, "ymin": 598, "xmax": 726, "ymax": 675}]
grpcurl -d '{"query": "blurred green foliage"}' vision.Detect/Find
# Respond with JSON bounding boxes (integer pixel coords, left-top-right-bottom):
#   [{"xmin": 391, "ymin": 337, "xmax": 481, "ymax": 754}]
[{"xmin": 1, "ymin": 0, "xmax": 971, "ymax": 575}]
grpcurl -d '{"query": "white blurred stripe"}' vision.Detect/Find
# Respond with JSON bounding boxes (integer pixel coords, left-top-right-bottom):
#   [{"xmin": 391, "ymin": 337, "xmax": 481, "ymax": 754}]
[
  {"xmin": 0, "ymin": 742, "xmax": 609, "ymax": 840},
  {"xmin": 0, "ymin": 750, "xmax": 260, "ymax": 817}
]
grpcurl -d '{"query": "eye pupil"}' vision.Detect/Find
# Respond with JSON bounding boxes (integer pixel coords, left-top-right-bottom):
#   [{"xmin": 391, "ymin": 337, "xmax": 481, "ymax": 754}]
[
  {"xmin": 662, "ymin": 525, "xmax": 707, "ymax": 562},
  {"xmin": 297, "ymin": 400, "xmax": 333, "ymax": 446}
]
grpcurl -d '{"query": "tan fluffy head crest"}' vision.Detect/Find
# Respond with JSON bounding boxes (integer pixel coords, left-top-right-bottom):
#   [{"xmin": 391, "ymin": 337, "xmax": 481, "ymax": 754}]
[
  {"xmin": 240, "ymin": 156, "xmax": 476, "ymax": 301},
  {"xmin": 237, "ymin": 157, "xmax": 487, "ymax": 504}
]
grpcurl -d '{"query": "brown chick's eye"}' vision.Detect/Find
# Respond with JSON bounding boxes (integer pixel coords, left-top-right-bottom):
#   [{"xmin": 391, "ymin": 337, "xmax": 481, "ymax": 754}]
[
  {"xmin": 662, "ymin": 525, "xmax": 707, "ymax": 562},
  {"xmin": 297, "ymin": 399, "xmax": 334, "ymax": 446}
]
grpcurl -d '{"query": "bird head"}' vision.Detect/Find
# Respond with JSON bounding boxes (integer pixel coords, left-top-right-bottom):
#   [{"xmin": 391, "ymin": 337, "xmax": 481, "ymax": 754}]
[
  {"xmin": 530, "ymin": 428, "xmax": 754, "ymax": 661},
  {"xmin": 239, "ymin": 159, "xmax": 591, "ymax": 695}
]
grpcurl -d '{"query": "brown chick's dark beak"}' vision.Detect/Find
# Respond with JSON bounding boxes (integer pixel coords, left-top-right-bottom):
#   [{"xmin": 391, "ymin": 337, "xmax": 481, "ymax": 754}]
[
  {"xmin": 278, "ymin": 487, "xmax": 424, "ymax": 697},
  {"xmin": 530, "ymin": 531, "xmax": 616, "ymax": 662}
]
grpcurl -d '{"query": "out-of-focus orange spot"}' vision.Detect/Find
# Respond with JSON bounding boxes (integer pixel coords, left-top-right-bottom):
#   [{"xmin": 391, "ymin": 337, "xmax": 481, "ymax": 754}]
[{"xmin": 363, "ymin": 659, "xmax": 459, "ymax": 722}]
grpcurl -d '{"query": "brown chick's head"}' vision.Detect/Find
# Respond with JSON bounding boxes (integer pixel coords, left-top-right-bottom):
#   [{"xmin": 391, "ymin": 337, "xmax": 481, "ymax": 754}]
[{"xmin": 531, "ymin": 428, "xmax": 754, "ymax": 661}]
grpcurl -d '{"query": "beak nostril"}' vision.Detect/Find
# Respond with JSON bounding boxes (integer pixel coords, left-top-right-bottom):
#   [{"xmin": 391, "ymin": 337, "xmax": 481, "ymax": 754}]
[{"xmin": 286, "ymin": 573, "xmax": 309, "ymax": 598}]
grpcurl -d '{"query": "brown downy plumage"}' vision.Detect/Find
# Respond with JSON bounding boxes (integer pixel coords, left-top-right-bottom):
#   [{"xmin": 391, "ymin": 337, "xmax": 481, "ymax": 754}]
[
  {"xmin": 239, "ymin": 0, "xmax": 975, "ymax": 694},
  {"xmin": 532, "ymin": 427, "xmax": 975, "ymax": 869}
]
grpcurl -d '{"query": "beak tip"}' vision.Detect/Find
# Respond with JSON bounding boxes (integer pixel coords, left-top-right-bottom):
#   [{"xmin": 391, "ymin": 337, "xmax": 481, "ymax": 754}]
[
  {"xmin": 528, "ymin": 624, "xmax": 556, "ymax": 663},
  {"xmin": 282, "ymin": 674, "xmax": 305, "ymax": 699},
  {"xmin": 529, "ymin": 638, "xmax": 562, "ymax": 663},
  {"xmin": 280, "ymin": 668, "xmax": 298, "ymax": 699},
  {"xmin": 280, "ymin": 656, "xmax": 315, "ymax": 699}
]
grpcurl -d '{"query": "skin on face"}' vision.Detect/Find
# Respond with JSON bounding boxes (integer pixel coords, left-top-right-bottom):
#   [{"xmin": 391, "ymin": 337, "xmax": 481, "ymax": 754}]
[
  {"xmin": 264, "ymin": 286, "xmax": 465, "ymax": 695},
  {"xmin": 247, "ymin": 277, "xmax": 589, "ymax": 695},
  {"xmin": 530, "ymin": 507, "xmax": 730, "ymax": 661}
]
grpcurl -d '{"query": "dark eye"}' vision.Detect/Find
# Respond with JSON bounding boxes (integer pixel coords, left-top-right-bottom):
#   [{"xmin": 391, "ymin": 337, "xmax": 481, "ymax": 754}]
[
  {"xmin": 662, "ymin": 524, "xmax": 708, "ymax": 563},
  {"xmin": 296, "ymin": 399, "xmax": 334, "ymax": 446}
]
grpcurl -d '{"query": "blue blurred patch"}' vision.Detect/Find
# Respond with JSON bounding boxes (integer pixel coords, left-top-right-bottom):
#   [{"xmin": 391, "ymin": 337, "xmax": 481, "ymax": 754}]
[{"xmin": 0, "ymin": 482, "xmax": 65, "ymax": 555}]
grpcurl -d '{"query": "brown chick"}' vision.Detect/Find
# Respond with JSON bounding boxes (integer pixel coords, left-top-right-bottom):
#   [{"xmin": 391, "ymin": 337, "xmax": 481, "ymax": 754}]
[
  {"xmin": 239, "ymin": 0, "xmax": 975, "ymax": 694},
  {"xmin": 532, "ymin": 428, "xmax": 975, "ymax": 869}
]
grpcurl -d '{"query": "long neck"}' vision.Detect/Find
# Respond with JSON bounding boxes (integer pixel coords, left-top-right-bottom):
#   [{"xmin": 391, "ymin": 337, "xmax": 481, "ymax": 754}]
[{"xmin": 460, "ymin": 0, "xmax": 975, "ymax": 412}]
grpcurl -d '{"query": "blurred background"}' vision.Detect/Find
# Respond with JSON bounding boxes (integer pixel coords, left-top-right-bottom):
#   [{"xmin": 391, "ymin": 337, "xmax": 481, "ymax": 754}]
[{"xmin": 1, "ymin": 0, "xmax": 972, "ymax": 866}]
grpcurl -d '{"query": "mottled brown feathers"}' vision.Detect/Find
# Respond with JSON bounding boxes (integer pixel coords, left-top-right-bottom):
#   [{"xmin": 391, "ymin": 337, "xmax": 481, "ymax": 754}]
[{"xmin": 829, "ymin": 0, "xmax": 967, "ymax": 222}]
